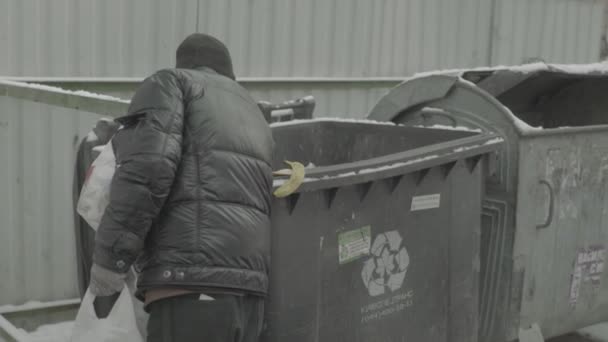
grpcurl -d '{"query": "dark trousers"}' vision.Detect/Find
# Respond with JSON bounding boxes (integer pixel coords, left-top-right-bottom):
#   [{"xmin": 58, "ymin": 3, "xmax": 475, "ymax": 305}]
[{"xmin": 147, "ymin": 294, "xmax": 265, "ymax": 342}]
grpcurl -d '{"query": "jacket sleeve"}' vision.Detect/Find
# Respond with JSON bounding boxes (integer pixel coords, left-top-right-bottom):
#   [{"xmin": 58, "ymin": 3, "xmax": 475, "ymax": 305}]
[{"xmin": 93, "ymin": 69, "xmax": 186, "ymax": 273}]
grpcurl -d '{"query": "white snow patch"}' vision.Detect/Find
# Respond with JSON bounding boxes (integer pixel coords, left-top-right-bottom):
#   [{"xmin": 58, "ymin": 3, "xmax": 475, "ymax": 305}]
[
  {"xmin": 25, "ymin": 321, "xmax": 74, "ymax": 342},
  {"xmin": 416, "ymin": 123, "xmax": 483, "ymax": 133},
  {"xmin": 271, "ymin": 108, "xmax": 294, "ymax": 117},
  {"xmin": 321, "ymin": 171, "xmax": 357, "ymax": 180},
  {"xmin": 502, "ymin": 105, "xmax": 543, "ymax": 132},
  {"xmin": 548, "ymin": 62, "xmax": 608, "ymax": 75},
  {"xmin": 579, "ymin": 322, "xmax": 608, "ymax": 341},
  {"xmin": 270, "ymin": 117, "xmax": 396, "ymax": 128},
  {"xmin": 402, "ymin": 62, "xmax": 608, "ymax": 84},
  {"xmin": 454, "ymin": 137, "xmax": 503, "ymax": 152},
  {"xmin": 0, "ymin": 79, "xmax": 130, "ymax": 103},
  {"xmin": 358, "ymin": 155, "xmax": 439, "ymax": 175},
  {"xmin": 400, "ymin": 63, "xmax": 545, "ymax": 83},
  {"xmin": 484, "ymin": 137, "xmax": 504, "ymax": 145},
  {"xmin": 273, "ymin": 177, "xmax": 317, "ymax": 187},
  {"xmin": 454, "ymin": 145, "xmax": 480, "ymax": 153},
  {"xmin": 0, "ymin": 299, "xmax": 79, "ymax": 314},
  {"xmin": 306, "ymin": 162, "xmax": 316, "ymax": 169},
  {"xmin": 420, "ymin": 107, "xmax": 451, "ymax": 115}
]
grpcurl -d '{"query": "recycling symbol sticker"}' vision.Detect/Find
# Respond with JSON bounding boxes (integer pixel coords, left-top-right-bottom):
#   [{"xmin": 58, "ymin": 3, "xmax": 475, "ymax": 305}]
[{"xmin": 361, "ymin": 230, "xmax": 410, "ymax": 297}]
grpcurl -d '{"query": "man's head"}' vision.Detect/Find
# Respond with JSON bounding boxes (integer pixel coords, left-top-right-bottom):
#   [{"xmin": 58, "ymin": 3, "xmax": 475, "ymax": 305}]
[{"xmin": 176, "ymin": 33, "xmax": 235, "ymax": 80}]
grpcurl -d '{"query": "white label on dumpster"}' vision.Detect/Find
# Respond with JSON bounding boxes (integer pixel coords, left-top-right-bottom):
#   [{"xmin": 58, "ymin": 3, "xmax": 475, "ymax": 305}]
[
  {"xmin": 570, "ymin": 245, "xmax": 606, "ymax": 306},
  {"xmin": 411, "ymin": 194, "xmax": 441, "ymax": 211},
  {"xmin": 338, "ymin": 226, "xmax": 372, "ymax": 264}
]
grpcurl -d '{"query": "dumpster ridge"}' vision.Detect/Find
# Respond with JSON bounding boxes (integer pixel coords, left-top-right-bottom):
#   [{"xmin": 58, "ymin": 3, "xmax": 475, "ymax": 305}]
[{"xmin": 278, "ymin": 136, "xmax": 500, "ymax": 193}]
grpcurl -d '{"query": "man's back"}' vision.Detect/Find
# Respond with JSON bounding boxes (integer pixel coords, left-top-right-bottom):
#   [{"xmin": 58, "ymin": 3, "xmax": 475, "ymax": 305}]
[
  {"xmin": 129, "ymin": 67, "xmax": 274, "ymax": 296},
  {"xmin": 91, "ymin": 33, "xmax": 274, "ymax": 342}
]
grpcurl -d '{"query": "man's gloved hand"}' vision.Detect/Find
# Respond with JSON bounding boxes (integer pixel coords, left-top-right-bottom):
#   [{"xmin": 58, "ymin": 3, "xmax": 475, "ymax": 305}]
[{"xmin": 89, "ymin": 263, "xmax": 128, "ymax": 296}]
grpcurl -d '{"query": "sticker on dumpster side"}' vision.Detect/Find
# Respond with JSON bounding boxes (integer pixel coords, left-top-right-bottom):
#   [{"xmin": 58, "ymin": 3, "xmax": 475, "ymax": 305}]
[
  {"xmin": 360, "ymin": 230, "xmax": 414, "ymax": 323},
  {"xmin": 569, "ymin": 245, "xmax": 605, "ymax": 306},
  {"xmin": 338, "ymin": 226, "xmax": 371, "ymax": 264},
  {"xmin": 411, "ymin": 194, "xmax": 441, "ymax": 211},
  {"xmin": 361, "ymin": 230, "xmax": 410, "ymax": 296}
]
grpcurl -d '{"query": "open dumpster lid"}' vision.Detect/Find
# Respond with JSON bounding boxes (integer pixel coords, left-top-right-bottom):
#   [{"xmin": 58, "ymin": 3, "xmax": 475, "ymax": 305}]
[{"xmin": 369, "ymin": 62, "xmax": 608, "ymax": 135}]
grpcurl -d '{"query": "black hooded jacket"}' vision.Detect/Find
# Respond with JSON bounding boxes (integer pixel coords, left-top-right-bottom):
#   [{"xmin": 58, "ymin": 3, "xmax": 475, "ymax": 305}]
[{"xmin": 93, "ymin": 34, "xmax": 274, "ymax": 297}]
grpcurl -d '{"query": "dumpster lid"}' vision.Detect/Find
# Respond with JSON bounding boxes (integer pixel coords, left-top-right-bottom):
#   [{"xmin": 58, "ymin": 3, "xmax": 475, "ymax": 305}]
[
  {"xmin": 272, "ymin": 118, "xmax": 502, "ymax": 193},
  {"xmin": 462, "ymin": 63, "xmax": 608, "ymax": 130},
  {"xmin": 369, "ymin": 62, "xmax": 608, "ymax": 134}
]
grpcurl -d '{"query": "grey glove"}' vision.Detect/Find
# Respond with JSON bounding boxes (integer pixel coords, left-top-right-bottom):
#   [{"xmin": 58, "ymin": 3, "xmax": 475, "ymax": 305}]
[{"xmin": 89, "ymin": 263, "xmax": 128, "ymax": 296}]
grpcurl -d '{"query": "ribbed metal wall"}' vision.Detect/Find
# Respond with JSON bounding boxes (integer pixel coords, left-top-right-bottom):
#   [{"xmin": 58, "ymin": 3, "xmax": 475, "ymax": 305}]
[
  {"xmin": 197, "ymin": 0, "xmax": 494, "ymax": 77},
  {"xmin": 0, "ymin": 0, "xmax": 495, "ymax": 78},
  {"xmin": 491, "ymin": 0, "xmax": 606, "ymax": 65},
  {"xmin": 1, "ymin": 0, "xmax": 604, "ymax": 78},
  {"xmin": 0, "ymin": 0, "xmax": 198, "ymax": 77},
  {"xmin": 0, "ymin": 97, "xmax": 99, "ymax": 305},
  {"xmin": 1, "ymin": 0, "xmax": 607, "ymax": 306}
]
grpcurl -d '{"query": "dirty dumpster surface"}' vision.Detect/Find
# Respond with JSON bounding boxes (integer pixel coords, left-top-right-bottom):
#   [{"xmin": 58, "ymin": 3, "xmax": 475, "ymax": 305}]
[
  {"xmin": 264, "ymin": 119, "xmax": 501, "ymax": 342},
  {"xmin": 368, "ymin": 64, "xmax": 608, "ymax": 342}
]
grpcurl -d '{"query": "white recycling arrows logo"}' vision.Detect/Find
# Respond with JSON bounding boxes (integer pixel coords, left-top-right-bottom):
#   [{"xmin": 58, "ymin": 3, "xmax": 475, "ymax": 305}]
[{"xmin": 361, "ymin": 230, "xmax": 410, "ymax": 297}]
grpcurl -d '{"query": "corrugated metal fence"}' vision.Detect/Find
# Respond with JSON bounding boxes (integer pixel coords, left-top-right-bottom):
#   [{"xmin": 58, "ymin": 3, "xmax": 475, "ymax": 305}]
[{"xmin": 1, "ymin": 0, "xmax": 607, "ymax": 306}]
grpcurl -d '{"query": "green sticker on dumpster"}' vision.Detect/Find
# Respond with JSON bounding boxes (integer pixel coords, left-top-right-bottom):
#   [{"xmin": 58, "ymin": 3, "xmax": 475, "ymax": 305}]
[{"xmin": 338, "ymin": 226, "xmax": 372, "ymax": 264}]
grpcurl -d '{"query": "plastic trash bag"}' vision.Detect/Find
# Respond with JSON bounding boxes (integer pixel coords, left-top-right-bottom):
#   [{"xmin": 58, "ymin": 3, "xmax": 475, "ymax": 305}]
[
  {"xmin": 70, "ymin": 285, "xmax": 144, "ymax": 342},
  {"xmin": 76, "ymin": 141, "xmax": 116, "ymax": 231},
  {"xmin": 125, "ymin": 269, "xmax": 149, "ymax": 340}
]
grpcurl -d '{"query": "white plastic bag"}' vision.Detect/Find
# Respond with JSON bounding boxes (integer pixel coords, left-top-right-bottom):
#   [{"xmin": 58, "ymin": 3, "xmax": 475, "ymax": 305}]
[
  {"xmin": 70, "ymin": 285, "xmax": 144, "ymax": 342},
  {"xmin": 77, "ymin": 141, "xmax": 116, "ymax": 231}
]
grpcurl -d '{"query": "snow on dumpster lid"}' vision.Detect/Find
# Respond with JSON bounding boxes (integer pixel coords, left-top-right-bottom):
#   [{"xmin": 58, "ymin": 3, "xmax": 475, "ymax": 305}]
[
  {"xmin": 0, "ymin": 79, "xmax": 129, "ymax": 103},
  {"xmin": 401, "ymin": 62, "xmax": 608, "ymax": 84},
  {"xmin": 0, "ymin": 79, "xmax": 130, "ymax": 116},
  {"xmin": 269, "ymin": 117, "xmax": 398, "ymax": 128},
  {"xmin": 392, "ymin": 63, "xmax": 605, "ymax": 133}
]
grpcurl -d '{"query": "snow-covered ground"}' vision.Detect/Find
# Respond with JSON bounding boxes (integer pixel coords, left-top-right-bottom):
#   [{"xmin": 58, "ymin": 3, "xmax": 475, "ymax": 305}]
[
  {"xmin": 14, "ymin": 321, "xmax": 608, "ymax": 342},
  {"xmin": 576, "ymin": 324, "xmax": 608, "ymax": 341},
  {"xmin": 25, "ymin": 321, "xmax": 74, "ymax": 342}
]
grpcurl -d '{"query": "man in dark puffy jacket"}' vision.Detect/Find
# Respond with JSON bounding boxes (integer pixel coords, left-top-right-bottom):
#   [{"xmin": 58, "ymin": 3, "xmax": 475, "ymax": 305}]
[{"xmin": 89, "ymin": 33, "xmax": 274, "ymax": 342}]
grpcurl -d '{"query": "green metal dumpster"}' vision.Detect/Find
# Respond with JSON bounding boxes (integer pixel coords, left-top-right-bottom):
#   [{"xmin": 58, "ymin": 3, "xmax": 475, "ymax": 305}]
[
  {"xmin": 265, "ymin": 119, "xmax": 501, "ymax": 342},
  {"xmin": 368, "ymin": 64, "xmax": 608, "ymax": 341}
]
